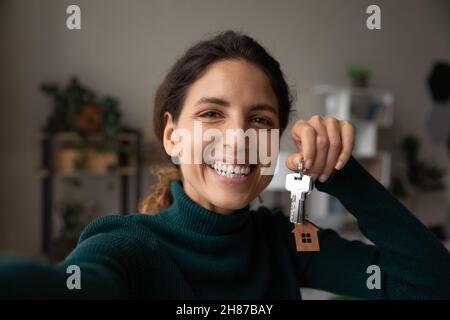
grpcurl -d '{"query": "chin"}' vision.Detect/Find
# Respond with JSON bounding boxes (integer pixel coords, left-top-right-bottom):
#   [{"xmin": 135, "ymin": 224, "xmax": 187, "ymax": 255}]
[{"xmin": 208, "ymin": 195, "xmax": 251, "ymax": 211}]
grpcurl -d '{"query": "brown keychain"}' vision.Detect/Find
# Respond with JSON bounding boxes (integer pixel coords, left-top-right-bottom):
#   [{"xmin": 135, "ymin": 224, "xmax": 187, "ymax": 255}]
[
  {"xmin": 285, "ymin": 160, "xmax": 320, "ymax": 252},
  {"xmin": 292, "ymin": 221, "xmax": 320, "ymax": 252}
]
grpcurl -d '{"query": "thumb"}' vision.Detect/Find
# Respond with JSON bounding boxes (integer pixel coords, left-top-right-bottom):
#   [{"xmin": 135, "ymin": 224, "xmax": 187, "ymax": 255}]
[{"xmin": 285, "ymin": 152, "xmax": 301, "ymax": 172}]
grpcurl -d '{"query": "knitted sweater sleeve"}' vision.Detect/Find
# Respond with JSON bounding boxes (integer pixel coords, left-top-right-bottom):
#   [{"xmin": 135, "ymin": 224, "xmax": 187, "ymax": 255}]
[
  {"xmin": 294, "ymin": 156, "xmax": 450, "ymax": 299},
  {"xmin": 0, "ymin": 216, "xmax": 150, "ymax": 299}
]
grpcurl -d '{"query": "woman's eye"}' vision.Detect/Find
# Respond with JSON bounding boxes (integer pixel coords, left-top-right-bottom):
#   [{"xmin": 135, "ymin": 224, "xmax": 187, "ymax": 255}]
[
  {"xmin": 251, "ymin": 116, "xmax": 272, "ymax": 126},
  {"xmin": 199, "ymin": 111, "xmax": 221, "ymax": 119}
]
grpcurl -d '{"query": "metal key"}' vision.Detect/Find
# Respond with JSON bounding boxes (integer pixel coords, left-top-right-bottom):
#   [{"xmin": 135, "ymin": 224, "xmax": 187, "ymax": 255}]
[{"xmin": 285, "ymin": 162, "xmax": 313, "ymax": 224}]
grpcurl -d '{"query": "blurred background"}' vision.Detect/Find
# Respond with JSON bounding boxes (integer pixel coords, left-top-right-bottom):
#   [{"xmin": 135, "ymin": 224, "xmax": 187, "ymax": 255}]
[{"xmin": 0, "ymin": 0, "xmax": 449, "ymax": 299}]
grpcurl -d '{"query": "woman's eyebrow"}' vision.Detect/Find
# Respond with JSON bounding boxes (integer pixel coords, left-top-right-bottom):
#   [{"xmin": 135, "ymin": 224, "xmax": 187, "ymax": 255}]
[
  {"xmin": 195, "ymin": 97, "xmax": 278, "ymax": 114},
  {"xmin": 195, "ymin": 97, "xmax": 230, "ymax": 107},
  {"xmin": 250, "ymin": 104, "xmax": 278, "ymax": 115}
]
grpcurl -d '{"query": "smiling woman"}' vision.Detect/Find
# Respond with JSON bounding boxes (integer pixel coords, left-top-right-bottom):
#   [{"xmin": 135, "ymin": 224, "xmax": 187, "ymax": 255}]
[
  {"xmin": 141, "ymin": 31, "xmax": 293, "ymax": 215},
  {"xmin": 0, "ymin": 30, "xmax": 449, "ymax": 300}
]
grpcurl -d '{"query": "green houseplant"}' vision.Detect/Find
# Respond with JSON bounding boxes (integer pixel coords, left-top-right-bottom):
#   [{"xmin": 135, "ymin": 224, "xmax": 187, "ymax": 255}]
[
  {"xmin": 391, "ymin": 135, "xmax": 446, "ymax": 196},
  {"xmin": 41, "ymin": 77, "xmax": 121, "ymax": 138},
  {"xmin": 40, "ymin": 77, "xmax": 125, "ymax": 175},
  {"xmin": 391, "ymin": 135, "xmax": 447, "ymax": 229},
  {"xmin": 347, "ymin": 65, "xmax": 371, "ymax": 88},
  {"xmin": 40, "ymin": 77, "xmax": 130, "ymax": 260}
]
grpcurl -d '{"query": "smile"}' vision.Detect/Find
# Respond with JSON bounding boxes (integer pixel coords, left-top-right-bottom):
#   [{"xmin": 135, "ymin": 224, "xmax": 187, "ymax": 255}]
[{"xmin": 207, "ymin": 161, "xmax": 255, "ymax": 179}]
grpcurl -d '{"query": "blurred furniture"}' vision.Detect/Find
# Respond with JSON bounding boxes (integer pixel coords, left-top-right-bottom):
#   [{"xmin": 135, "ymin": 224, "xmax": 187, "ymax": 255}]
[
  {"xmin": 311, "ymin": 85, "xmax": 394, "ymax": 223},
  {"xmin": 37, "ymin": 129, "xmax": 143, "ymax": 256}
]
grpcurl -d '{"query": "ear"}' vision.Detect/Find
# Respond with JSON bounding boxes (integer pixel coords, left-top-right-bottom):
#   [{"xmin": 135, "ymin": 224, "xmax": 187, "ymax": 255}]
[{"xmin": 162, "ymin": 112, "xmax": 177, "ymax": 157}]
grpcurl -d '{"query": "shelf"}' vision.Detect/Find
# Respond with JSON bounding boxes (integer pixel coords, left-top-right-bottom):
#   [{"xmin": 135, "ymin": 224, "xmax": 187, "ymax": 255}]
[
  {"xmin": 313, "ymin": 85, "xmax": 394, "ymax": 128},
  {"xmin": 306, "ymin": 84, "xmax": 395, "ymax": 222},
  {"xmin": 313, "ymin": 85, "xmax": 393, "ymax": 99},
  {"xmin": 36, "ymin": 166, "xmax": 138, "ymax": 178},
  {"xmin": 38, "ymin": 131, "xmax": 138, "ymax": 142},
  {"xmin": 39, "ymin": 128, "xmax": 143, "ymax": 257}
]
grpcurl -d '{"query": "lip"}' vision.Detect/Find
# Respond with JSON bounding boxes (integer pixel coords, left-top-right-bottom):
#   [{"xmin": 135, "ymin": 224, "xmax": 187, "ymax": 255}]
[
  {"xmin": 208, "ymin": 156, "xmax": 253, "ymax": 167},
  {"xmin": 205, "ymin": 164, "xmax": 255, "ymax": 185}
]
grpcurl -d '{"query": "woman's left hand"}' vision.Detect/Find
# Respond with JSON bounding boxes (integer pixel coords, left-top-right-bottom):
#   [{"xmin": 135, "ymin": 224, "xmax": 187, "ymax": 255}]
[{"xmin": 286, "ymin": 115, "xmax": 355, "ymax": 182}]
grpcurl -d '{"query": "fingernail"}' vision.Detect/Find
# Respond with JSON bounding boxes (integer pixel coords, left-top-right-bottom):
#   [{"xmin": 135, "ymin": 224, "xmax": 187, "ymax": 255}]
[
  {"xmin": 310, "ymin": 173, "xmax": 318, "ymax": 181},
  {"xmin": 335, "ymin": 161, "xmax": 344, "ymax": 170},
  {"xmin": 305, "ymin": 160, "xmax": 313, "ymax": 169},
  {"xmin": 319, "ymin": 174, "xmax": 328, "ymax": 182},
  {"xmin": 293, "ymin": 157, "xmax": 300, "ymax": 166}
]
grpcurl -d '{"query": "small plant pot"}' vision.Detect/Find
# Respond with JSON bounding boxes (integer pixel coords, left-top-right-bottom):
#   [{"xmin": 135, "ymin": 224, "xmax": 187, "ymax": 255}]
[
  {"xmin": 54, "ymin": 148, "xmax": 83, "ymax": 174},
  {"xmin": 85, "ymin": 149, "xmax": 118, "ymax": 174},
  {"xmin": 352, "ymin": 77, "xmax": 369, "ymax": 88}
]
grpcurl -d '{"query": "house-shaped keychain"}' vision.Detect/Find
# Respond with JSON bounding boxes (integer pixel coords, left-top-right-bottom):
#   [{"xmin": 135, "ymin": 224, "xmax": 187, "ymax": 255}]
[{"xmin": 292, "ymin": 220, "xmax": 320, "ymax": 252}]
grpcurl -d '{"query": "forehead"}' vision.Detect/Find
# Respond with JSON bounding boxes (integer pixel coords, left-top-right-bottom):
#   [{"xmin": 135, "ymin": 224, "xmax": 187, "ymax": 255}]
[{"xmin": 184, "ymin": 59, "xmax": 278, "ymax": 108}]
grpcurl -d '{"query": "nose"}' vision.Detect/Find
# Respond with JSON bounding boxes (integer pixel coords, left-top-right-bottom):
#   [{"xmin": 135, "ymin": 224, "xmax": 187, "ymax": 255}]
[
  {"xmin": 227, "ymin": 111, "xmax": 248, "ymax": 132},
  {"xmin": 221, "ymin": 113, "xmax": 250, "ymax": 162}
]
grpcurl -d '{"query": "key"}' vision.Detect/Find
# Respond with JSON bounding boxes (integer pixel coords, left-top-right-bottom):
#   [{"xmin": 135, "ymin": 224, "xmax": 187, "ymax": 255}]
[
  {"xmin": 285, "ymin": 172, "xmax": 313, "ymax": 224},
  {"xmin": 285, "ymin": 160, "xmax": 320, "ymax": 252}
]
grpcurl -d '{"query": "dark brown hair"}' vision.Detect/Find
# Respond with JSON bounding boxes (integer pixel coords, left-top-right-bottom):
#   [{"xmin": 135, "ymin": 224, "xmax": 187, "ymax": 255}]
[{"xmin": 139, "ymin": 30, "xmax": 295, "ymax": 214}]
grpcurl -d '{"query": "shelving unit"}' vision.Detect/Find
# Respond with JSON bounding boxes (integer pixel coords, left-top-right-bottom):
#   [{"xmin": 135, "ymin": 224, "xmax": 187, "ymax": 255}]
[
  {"xmin": 313, "ymin": 85, "xmax": 394, "ymax": 127},
  {"xmin": 309, "ymin": 85, "xmax": 394, "ymax": 224},
  {"xmin": 313, "ymin": 85, "xmax": 393, "ymax": 184},
  {"xmin": 39, "ymin": 129, "xmax": 143, "ymax": 256}
]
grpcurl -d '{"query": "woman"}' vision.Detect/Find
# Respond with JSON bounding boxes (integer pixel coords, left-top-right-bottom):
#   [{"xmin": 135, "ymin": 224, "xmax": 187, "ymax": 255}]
[{"xmin": 1, "ymin": 30, "xmax": 449, "ymax": 299}]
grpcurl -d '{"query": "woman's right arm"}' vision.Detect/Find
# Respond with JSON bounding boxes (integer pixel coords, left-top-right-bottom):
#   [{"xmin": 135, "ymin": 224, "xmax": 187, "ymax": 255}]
[
  {"xmin": 296, "ymin": 156, "xmax": 450, "ymax": 299},
  {"xmin": 0, "ymin": 217, "xmax": 147, "ymax": 299}
]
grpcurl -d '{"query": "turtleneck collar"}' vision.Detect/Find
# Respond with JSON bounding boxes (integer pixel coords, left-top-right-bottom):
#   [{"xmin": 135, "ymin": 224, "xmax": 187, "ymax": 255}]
[{"xmin": 159, "ymin": 180, "xmax": 252, "ymax": 236}]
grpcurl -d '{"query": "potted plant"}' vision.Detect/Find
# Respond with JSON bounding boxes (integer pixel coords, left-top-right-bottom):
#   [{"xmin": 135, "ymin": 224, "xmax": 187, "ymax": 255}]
[
  {"xmin": 40, "ymin": 77, "xmax": 123, "ymax": 174},
  {"xmin": 391, "ymin": 135, "xmax": 447, "ymax": 227},
  {"xmin": 49, "ymin": 200, "xmax": 85, "ymax": 261},
  {"xmin": 347, "ymin": 65, "xmax": 371, "ymax": 88}
]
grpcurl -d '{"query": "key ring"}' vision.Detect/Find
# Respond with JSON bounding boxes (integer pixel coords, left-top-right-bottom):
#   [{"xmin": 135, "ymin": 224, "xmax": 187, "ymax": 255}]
[{"xmin": 298, "ymin": 159, "xmax": 305, "ymax": 179}]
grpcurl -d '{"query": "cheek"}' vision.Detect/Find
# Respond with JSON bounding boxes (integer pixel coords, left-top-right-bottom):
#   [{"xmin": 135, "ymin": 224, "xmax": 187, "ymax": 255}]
[
  {"xmin": 255, "ymin": 130, "xmax": 280, "ymax": 177},
  {"xmin": 179, "ymin": 133, "xmax": 210, "ymax": 179},
  {"xmin": 171, "ymin": 125, "xmax": 202, "ymax": 165},
  {"xmin": 256, "ymin": 129, "xmax": 277, "ymax": 154},
  {"xmin": 177, "ymin": 121, "xmax": 218, "ymax": 164}
]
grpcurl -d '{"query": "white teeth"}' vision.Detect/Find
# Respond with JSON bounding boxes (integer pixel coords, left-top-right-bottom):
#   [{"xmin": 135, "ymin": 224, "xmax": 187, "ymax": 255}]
[{"xmin": 209, "ymin": 161, "xmax": 252, "ymax": 178}]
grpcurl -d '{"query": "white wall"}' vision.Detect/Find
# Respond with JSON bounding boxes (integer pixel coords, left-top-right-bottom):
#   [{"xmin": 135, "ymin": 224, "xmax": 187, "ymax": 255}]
[{"xmin": 1, "ymin": 0, "xmax": 449, "ymax": 254}]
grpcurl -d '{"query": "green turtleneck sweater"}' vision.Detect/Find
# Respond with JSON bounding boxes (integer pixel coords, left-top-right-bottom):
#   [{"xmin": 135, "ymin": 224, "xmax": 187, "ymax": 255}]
[{"xmin": 1, "ymin": 157, "xmax": 449, "ymax": 299}]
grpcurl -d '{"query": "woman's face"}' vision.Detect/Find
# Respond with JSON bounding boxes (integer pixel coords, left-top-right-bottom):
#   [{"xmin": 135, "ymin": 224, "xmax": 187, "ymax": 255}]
[{"xmin": 163, "ymin": 59, "xmax": 280, "ymax": 215}]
